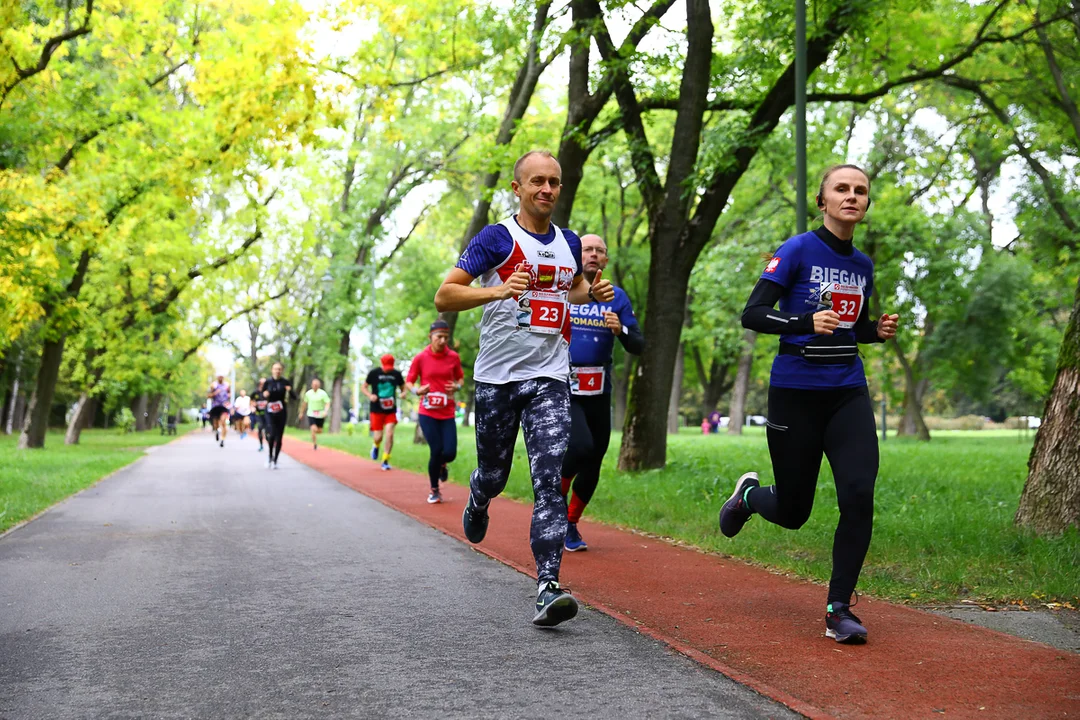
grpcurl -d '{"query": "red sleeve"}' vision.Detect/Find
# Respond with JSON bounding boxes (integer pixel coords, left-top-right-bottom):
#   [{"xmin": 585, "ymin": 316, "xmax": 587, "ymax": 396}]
[{"xmin": 406, "ymin": 353, "xmax": 423, "ymax": 384}]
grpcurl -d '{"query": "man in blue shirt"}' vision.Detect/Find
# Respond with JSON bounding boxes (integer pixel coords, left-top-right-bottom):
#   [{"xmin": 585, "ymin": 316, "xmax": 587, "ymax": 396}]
[{"xmin": 561, "ymin": 234, "xmax": 644, "ymax": 551}]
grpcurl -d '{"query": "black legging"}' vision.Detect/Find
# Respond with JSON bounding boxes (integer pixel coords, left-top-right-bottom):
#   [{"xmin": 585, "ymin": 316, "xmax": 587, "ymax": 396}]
[
  {"xmin": 471, "ymin": 379, "xmax": 569, "ymax": 585},
  {"xmin": 747, "ymin": 385, "xmax": 878, "ymax": 605},
  {"xmin": 418, "ymin": 415, "xmax": 457, "ymax": 490},
  {"xmin": 267, "ymin": 410, "xmax": 287, "ymax": 463},
  {"xmin": 560, "ymin": 393, "xmax": 611, "ymax": 517}
]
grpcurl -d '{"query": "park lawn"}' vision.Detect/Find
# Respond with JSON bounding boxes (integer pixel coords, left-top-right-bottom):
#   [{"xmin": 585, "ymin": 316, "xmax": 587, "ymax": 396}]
[
  {"xmin": 292, "ymin": 424, "xmax": 1079, "ymax": 606},
  {"xmin": 0, "ymin": 429, "xmax": 180, "ymax": 533}
]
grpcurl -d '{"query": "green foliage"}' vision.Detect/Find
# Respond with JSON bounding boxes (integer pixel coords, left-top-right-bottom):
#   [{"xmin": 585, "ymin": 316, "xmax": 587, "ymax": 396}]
[{"xmin": 114, "ymin": 408, "xmax": 136, "ymax": 434}]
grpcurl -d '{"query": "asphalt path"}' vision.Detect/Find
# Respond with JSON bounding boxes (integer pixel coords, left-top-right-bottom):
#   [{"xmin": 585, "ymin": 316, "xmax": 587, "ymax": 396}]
[{"xmin": 1, "ymin": 433, "xmax": 795, "ymax": 719}]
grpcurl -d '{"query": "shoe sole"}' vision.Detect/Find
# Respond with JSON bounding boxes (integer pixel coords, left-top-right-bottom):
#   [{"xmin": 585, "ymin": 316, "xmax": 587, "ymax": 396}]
[
  {"xmin": 719, "ymin": 472, "xmax": 758, "ymax": 538},
  {"xmin": 564, "ymin": 543, "xmax": 588, "ymax": 552},
  {"xmin": 532, "ymin": 595, "xmax": 579, "ymax": 627},
  {"xmin": 427, "ymin": 497, "xmax": 442, "ymax": 504},
  {"xmin": 825, "ymin": 628, "xmax": 868, "ymax": 644}
]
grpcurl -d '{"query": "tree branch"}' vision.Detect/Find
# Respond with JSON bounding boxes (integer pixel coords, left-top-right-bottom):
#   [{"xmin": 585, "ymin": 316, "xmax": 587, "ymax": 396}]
[
  {"xmin": 806, "ymin": 3, "xmax": 1072, "ymax": 106},
  {"xmin": 1, "ymin": 0, "xmax": 95, "ymax": 110}
]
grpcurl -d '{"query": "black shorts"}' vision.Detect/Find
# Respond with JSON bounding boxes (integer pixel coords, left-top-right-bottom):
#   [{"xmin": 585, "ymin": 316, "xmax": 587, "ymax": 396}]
[
  {"xmin": 209, "ymin": 405, "xmax": 228, "ymax": 421},
  {"xmin": 308, "ymin": 416, "xmax": 325, "ymax": 428}
]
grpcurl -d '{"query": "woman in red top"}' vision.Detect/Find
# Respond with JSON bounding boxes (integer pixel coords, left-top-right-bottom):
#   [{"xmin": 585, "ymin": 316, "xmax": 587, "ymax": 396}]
[{"xmin": 406, "ymin": 320, "xmax": 465, "ymax": 504}]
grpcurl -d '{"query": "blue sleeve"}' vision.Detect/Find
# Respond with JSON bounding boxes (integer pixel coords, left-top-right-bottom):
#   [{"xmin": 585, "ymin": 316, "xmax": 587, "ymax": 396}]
[
  {"xmin": 615, "ymin": 287, "xmax": 637, "ymax": 328},
  {"xmin": 760, "ymin": 236, "xmax": 802, "ymax": 289},
  {"xmin": 456, "ymin": 225, "xmax": 512, "ymax": 278},
  {"xmin": 564, "ymin": 229, "xmax": 583, "ymax": 276}
]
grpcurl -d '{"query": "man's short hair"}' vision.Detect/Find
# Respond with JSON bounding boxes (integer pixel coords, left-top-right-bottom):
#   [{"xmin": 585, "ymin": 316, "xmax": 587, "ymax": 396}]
[{"xmin": 513, "ymin": 150, "xmax": 559, "ymax": 183}]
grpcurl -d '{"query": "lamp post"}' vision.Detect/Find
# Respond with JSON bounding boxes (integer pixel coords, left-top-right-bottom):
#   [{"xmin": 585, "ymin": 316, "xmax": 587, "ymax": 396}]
[{"xmin": 796, "ymin": 0, "xmax": 808, "ymax": 234}]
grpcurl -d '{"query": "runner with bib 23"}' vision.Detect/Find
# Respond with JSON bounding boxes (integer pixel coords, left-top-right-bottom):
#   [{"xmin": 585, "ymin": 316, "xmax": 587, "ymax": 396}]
[
  {"xmin": 434, "ymin": 150, "xmax": 614, "ymax": 627},
  {"xmin": 718, "ymin": 164, "xmax": 899, "ymax": 645}
]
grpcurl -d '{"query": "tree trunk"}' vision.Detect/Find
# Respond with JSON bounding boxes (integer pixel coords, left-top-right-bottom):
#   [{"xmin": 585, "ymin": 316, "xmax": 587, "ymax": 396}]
[
  {"xmin": 17, "ymin": 338, "xmax": 66, "ymax": 449},
  {"xmin": 413, "ymin": 422, "xmax": 427, "ymax": 445},
  {"xmin": 131, "ymin": 394, "xmax": 150, "ymax": 432},
  {"xmin": 8, "ymin": 390, "xmax": 25, "ymax": 436},
  {"xmin": 897, "ymin": 372, "xmax": 931, "ymax": 440},
  {"xmin": 728, "ymin": 330, "xmax": 756, "ymax": 435},
  {"xmin": 5, "ymin": 350, "xmax": 22, "ymax": 435},
  {"xmin": 1015, "ymin": 278, "xmax": 1080, "ymax": 535},
  {"xmin": 146, "ymin": 393, "xmax": 163, "ymax": 430},
  {"xmin": 667, "ymin": 342, "xmax": 685, "ymax": 434},
  {"xmin": 65, "ymin": 392, "xmax": 94, "ymax": 445},
  {"xmin": 618, "ymin": 267, "xmax": 690, "ymax": 468},
  {"xmin": 330, "ymin": 332, "xmax": 348, "ymax": 434}
]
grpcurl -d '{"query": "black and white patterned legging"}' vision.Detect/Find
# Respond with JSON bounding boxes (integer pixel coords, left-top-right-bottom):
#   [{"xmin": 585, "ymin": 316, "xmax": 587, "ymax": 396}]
[{"xmin": 471, "ymin": 378, "xmax": 569, "ymax": 585}]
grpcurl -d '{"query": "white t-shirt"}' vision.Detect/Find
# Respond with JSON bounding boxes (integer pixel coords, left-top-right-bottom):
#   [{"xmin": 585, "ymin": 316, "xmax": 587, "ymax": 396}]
[
  {"xmin": 234, "ymin": 395, "xmax": 251, "ymax": 415},
  {"xmin": 470, "ymin": 218, "xmax": 578, "ymax": 384}
]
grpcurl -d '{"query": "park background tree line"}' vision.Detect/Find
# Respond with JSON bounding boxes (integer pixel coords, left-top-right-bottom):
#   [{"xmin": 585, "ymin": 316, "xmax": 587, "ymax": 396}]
[{"xmin": 2, "ymin": 0, "xmax": 1077, "ymax": 534}]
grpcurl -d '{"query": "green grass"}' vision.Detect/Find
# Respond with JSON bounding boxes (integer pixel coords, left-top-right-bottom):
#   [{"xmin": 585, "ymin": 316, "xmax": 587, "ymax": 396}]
[
  {"xmin": 0, "ymin": 429, "xmax": 179, "ymax": 533},
  {"xmin": 292, "ymin": 424, "xmax": 1079, "ymax": 605}
]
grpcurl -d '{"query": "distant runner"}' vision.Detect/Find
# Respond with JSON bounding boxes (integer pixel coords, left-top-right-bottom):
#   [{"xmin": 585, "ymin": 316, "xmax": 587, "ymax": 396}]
[
  {"xmin": 206, "ymin": 374, "xmax": 231, "ymax": 448},
  {"xmin": 364, "ymin": 355, "xmax": 405, "ymax": 471},
  {"xmin": 300, "ymin": 378, "xmax": 331, "ymax": 451},
  {"xmin": 234, "ymin": 389, "xmax": 251, "ymax": 440},
  {"xmin": 434, "ymin": 149, "xmax": 614, "ymax": 627},
  {"xmin": 261, "ymin": 363, "xmax": 293, "ymax": 470},
  {"xmin": 253, "ymin": 377, "xmax": 268, "ymax": 452},
  {"xmin": 406, "ymin": 320, "xmax": 464, "ymax": 504}
]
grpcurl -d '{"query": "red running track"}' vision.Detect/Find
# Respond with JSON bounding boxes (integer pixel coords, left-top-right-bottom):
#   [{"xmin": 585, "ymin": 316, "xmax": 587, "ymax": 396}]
[{"xmin": 282, "ymin": 437, "xmax": 1080, "ymax": 720}]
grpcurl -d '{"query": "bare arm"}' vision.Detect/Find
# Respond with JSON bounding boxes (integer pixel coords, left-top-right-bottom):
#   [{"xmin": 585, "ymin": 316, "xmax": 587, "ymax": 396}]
[{"xmin": 434, "ymin": 268, "xmax": 528, "ymax": 313}]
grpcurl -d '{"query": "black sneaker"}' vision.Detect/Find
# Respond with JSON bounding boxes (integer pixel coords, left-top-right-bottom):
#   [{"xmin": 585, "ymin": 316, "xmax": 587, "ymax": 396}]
[
  {"xmin": 718, "ymin": 472, "xmax": 759, "ymax": 538},
  {"xmin": 439, "ymin": 464, "xmax": 448, "ymax": 483},
  {"xmin": 532, "ymin": 581, "xmax": 579, "ymax": 627},
  {"xmin": 825, "ymin": 602, "xmax": 868, "ymax": 644},
  {"xmin": 462, "ymin": 496, "xmax": 489, "ymax": 543}
]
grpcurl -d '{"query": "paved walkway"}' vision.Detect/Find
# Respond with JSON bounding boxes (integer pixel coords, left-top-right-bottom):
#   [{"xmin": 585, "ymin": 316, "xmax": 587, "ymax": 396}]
[
  {"xmin": 282, "ymin": 437, "xmax": 1080, "ymax": 720},
  {"xmin": 0, "ymin": 433, "xmax": 793, "ymax": 719}
]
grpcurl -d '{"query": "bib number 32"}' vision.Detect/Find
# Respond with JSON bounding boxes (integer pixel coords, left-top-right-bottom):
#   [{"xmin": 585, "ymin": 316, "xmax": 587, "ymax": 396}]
[{"xmin": 820, "ymin": 282, "xmax": 864, "ymax": 329}]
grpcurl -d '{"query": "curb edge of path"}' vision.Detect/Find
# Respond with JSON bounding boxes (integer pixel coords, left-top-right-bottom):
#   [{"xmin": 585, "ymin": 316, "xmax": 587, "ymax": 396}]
[
  {"xmin": 283, "ymin": 438, "xmax": 834, "ymax": 720},
  {"xmin": 0, "ymin": 432, "xmax": 192, "ymax": 541}
]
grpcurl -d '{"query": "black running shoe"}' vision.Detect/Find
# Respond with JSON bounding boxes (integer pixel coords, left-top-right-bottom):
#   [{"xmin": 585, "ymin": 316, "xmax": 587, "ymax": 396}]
[
  {"xmin": 215, "ymin": 430, "xmax": 219, "ymax": 441},
  {"xmin": 532, "ymin": 581, "xmax": 579, "ymax": 627},
  {"xmin": 718, "ymin": 472, "xmax": 759, "ymax": 538},
  {"xmin": 825, "ymin": 602, "xmax": 868, "ymax": 644},
  {"xmin": 439, "ymin": 464, "xmax": 448, "ymax": 483},
  {"xmin": 462, "ymin": 496, "xmax": 489, "ymax": 543}
]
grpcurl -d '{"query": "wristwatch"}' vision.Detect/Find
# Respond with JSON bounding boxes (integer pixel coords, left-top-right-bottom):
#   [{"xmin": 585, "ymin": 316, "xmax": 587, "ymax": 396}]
[{"xmin": 587, "ymin": 286, "xmax": 597, "ymax": 302}]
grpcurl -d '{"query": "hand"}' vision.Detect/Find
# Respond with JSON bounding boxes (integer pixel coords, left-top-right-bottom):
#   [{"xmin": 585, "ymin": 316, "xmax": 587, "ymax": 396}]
[
  {"xmin": 443, "ymin": 381, "xmax": 458, "ymax": 393},
  {"xmin": 813, "ymin": 310, "xmax": 841, "ymax": 335},
  {"xmin": 499, "ymin": 264, "xmax": 530, "ymax": 300},
  {"xmin": 877, "ymin": 313, "xmax": 900, "ymax": 340},
  {"xmin": 366, "ymin": 392, "xmax": 377, "ymax": 402},
  {"xmin": 416, "ymin": 384, "xmax": 430, "ymax": 396},
  {"xmin": 603, "ymin": 310, "xmax": 622, "ymax": 335},
  {"xmin": 589, "ymin": 269, "xmax": 614, "ymax": 303}
]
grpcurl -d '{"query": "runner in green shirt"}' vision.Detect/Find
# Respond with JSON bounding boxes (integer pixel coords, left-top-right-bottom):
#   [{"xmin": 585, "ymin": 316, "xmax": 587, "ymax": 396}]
[{"xmin": 300, "ymin": 378, "xmax": 332, "ymax": 450}]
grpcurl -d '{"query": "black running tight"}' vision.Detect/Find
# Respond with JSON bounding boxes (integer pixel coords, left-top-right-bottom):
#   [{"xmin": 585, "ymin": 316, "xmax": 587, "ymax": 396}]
[
  {"xmin": 560, "ymin": 393, "xmax": 611, "ymax": 512},
  {"xmin": 747, "ymin": 385, "xmax": 878, "ymax": 605},
  {"xmin": 267, "ymin": 411, "xmax": 287, "ymax": 463}
]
